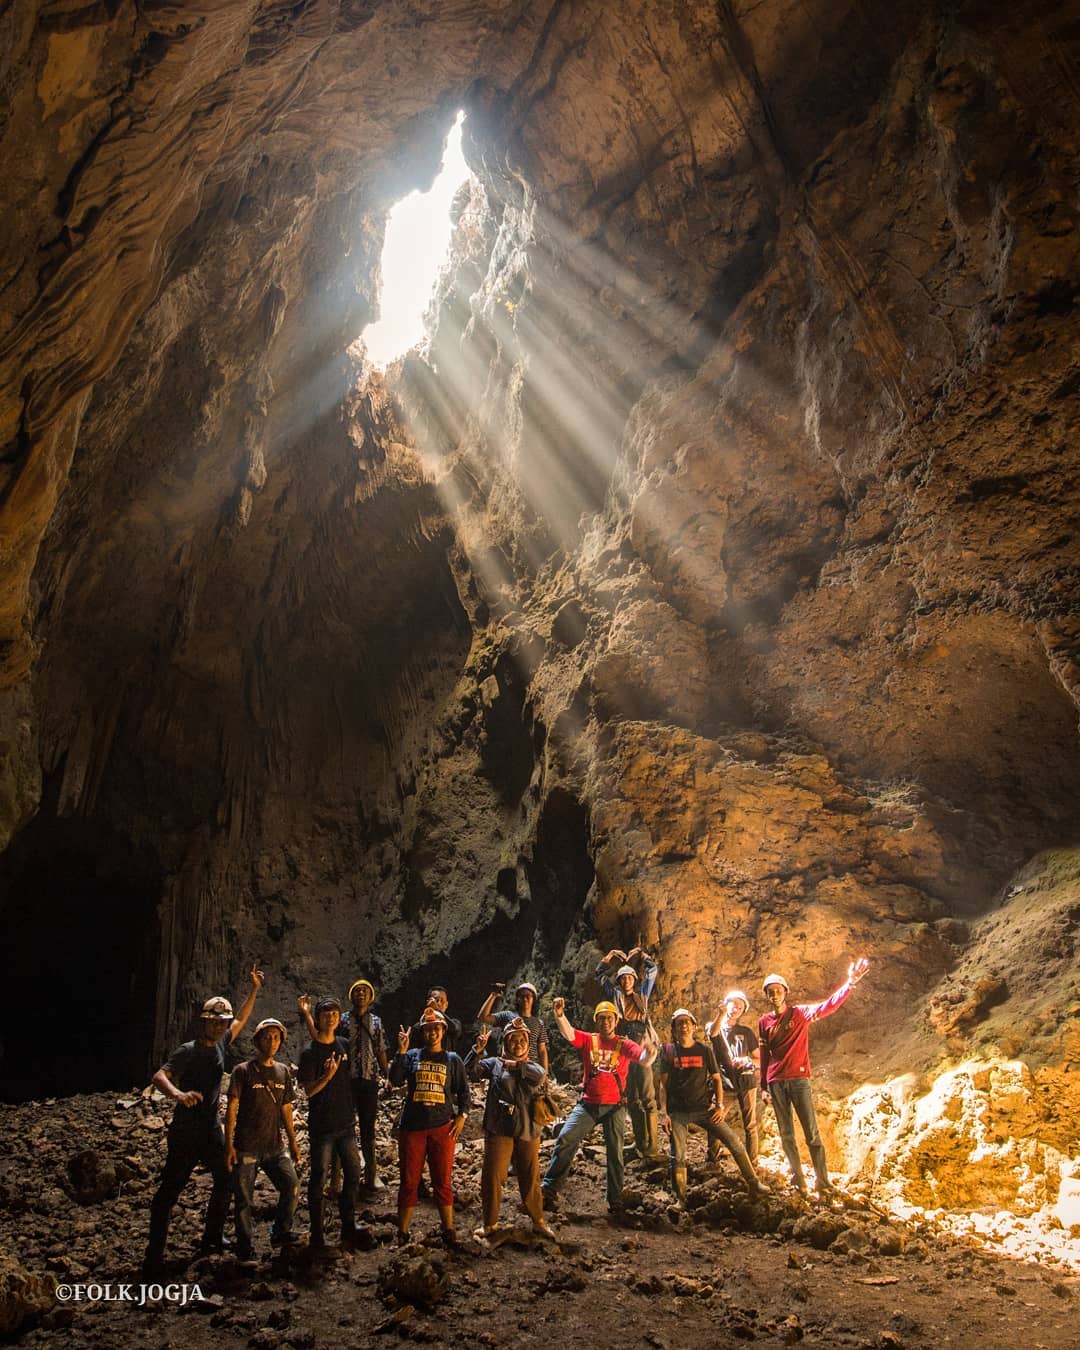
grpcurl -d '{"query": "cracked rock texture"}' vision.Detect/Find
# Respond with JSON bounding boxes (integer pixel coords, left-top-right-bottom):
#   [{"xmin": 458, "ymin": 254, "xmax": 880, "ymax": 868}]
[{"xmin": 0, "ymin": 0, "xmax": 1078, "ymax": 1218}]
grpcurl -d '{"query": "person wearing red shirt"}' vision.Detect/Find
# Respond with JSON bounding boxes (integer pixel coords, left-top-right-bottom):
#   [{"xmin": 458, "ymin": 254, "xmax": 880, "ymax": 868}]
[
  {"xmin": 540, "ymin": 998, "xmax": 656, "ymax": 1216},
  {"xmin": 759, "ymin": 958, "xmax": 869, "ymax": 1199}
]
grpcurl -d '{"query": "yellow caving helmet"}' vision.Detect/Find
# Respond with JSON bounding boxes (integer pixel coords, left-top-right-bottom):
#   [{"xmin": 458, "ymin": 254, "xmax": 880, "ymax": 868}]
[{"xmin": 594, "ymin": 1001, "xmax": 619, "ymax": 1020}]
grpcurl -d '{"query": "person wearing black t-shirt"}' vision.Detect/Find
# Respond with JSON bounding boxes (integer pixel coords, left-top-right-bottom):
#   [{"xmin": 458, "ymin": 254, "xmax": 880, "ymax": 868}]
[
  {"xmin": 225, "ymin": 1018, "xmax": 301, "ymax": 1259},
  {"xmin": 705, "ymin": 989, "xmax": 761, "ymax": 1164},
  {"xmin": 657, "ymin": 1008, "xmax": 764, "ymax": 1205},
  {"xmin": 141, "ymin": 965, "xmax": 264, "ymax": 1279},
  {"xmin": 298, "ymin": 994, "xmax": 364, "ymax": 1250}
]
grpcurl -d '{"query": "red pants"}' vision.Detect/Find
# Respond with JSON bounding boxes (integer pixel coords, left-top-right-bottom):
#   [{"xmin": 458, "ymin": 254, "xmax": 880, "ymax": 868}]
[{"xmin": 398, "ymin": 1121, "xmax": 456, "ymax": 1208}]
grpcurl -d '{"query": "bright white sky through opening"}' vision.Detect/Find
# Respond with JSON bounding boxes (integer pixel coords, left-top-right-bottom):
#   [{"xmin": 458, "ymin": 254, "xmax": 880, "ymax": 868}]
[{"xmin": 362, "ymin": 112, "xmax": 470, "ymax": 367}]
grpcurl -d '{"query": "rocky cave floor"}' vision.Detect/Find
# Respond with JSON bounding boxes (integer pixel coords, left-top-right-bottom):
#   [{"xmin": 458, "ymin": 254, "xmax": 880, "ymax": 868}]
[{"xmin": 1, "ymin": 1083, "xmax": 1078, "ymax": 1349}]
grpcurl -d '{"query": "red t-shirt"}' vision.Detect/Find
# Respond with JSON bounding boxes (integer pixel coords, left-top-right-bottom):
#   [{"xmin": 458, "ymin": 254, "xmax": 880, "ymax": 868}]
[
  {"xmin": 572, "ymin": 1028, "xmax": 647, "ymax": 1105},
  {"xmin": 758, "ymin": 983, "xmax": 852, "ymax": 1085}
]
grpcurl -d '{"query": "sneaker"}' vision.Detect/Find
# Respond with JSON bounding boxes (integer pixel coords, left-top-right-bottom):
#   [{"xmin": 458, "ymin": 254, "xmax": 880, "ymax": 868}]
[
  {"xmin": 541, "ymin": 1188, "xmax": 559, "ymax": 1212},
  {"xmin": 396, "ymin": 1229, "xmax": 413, "ymax": 1248},
  {"xmin": 440, "ymin": 1228, "xmax": 459, "ymax": 1248},
  {"xmin": 532, "ymin": 1223, "xmax": 558, "ymax": 1242},
  {"xmin": 270, "ymin": 1231, "xmax": 299, "ymax": 1247}
]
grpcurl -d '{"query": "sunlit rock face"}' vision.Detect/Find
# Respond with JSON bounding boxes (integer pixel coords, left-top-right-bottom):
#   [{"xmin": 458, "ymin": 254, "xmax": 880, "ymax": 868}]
[{"xmin": 0, "ymin": 0, "xmax": 1078, "ymax": 1218}]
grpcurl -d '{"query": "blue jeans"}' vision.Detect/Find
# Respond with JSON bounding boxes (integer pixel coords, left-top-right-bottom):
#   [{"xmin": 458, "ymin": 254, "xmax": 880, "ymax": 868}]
[
  {"xmin": 767, "ymin": 1077, "xmax": 830, "ymax": 1190},
  {"xmin": 232, "ymin": 1152, "xmax": 298, "ymax": 1257},
  {"xmin": 308, "ymin": 1129, "xmax": 362, "ymax": 1226},
  {"xmin": 541, "ymin": 1100, "xmax": 626, "ymax": 1207}
]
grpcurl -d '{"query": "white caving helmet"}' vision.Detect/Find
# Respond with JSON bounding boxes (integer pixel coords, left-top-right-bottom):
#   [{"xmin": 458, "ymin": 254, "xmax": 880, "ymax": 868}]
[
  {"xmin": 724, "ymin": 989, "xmax": 750, "ymax": 1010},
  {"xmin": 761, "ymin": 973, "xmax": 789, "ymax": 993}
]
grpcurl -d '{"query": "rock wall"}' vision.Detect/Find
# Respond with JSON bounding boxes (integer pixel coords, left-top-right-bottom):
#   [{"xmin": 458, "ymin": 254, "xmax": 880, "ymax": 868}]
[{"xmin": 0, "ymin": 0, "xmax": 1078, "ymax": 1211}]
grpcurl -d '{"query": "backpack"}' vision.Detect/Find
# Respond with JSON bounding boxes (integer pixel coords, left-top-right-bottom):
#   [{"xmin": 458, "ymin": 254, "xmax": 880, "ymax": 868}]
[{"xmin": 530, "ymin": 1078, "xmax": 560, "ymax": 1130}]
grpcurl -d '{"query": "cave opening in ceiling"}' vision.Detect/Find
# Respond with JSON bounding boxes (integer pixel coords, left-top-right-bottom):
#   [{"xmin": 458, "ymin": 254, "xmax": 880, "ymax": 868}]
[{"xmin": 360, "ymin": 110, "xmax": 471, "ymax": 368}]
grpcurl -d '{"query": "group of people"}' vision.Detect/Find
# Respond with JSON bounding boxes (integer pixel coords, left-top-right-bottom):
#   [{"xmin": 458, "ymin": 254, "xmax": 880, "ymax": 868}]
[{"xmin": 140, "ymin": 949, "xmax": 870, "ymax": 1277}]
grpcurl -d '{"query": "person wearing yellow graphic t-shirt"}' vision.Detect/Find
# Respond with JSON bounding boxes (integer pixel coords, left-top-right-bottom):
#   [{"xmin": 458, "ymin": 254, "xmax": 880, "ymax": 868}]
[{"xmin": 388, "ymin": 1007, "xmax": 469, "ymax": 1246}]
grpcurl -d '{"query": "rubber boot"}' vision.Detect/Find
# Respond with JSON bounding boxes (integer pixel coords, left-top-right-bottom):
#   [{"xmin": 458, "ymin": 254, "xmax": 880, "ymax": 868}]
[
  {"xmin": 671, "ymin": 1165, "xmax": 688, "ymax": 1205},
  {"xmin": 730, "ymin": 1140, "xmax": 764, "ymax": 1196}
]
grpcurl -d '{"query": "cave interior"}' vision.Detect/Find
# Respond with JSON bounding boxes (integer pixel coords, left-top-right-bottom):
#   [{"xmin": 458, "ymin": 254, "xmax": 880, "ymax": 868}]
[{"xmin": 0, "ymin": 0, "xmax": 1079, "ymax": 1326}]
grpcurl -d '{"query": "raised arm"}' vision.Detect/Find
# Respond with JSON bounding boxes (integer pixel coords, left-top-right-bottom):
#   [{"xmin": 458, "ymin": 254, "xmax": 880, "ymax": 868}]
[
  {"xmin": 629, "ymin": 947, "xmax": 658, "ymax": 999},
  {"xmin": 594, "ymin": 949, "xmax": 626, "ymax": 982},
  {"xmin": 476, "ymin": 984, "xmax": 504, "ymax": 1028},
  {"xmin": 230, "ymin": 964, "xmax": 264, "ymax": 1039},
  {"xmin": 805, "ymin": 957, "xmax": 871, "ymax": 1022},
  {"xmin": 301, "ymin": 1050, "xmax": 343, "ymax": 1098},
  {"xmin": 388, "ymin": 1025, "xmax": 411, "ymax": 1086},
  {"xmin": 297, "ymin": 994, "xmax": 317, "ymax": 1041},
  {"xmin": 552, "ymin": 996, "xmax": 576, "ymax": 1044}
]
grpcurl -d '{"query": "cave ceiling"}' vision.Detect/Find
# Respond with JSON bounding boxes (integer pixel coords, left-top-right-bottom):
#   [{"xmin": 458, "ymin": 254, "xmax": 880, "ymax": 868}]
[{"xmin": 0, "ymin": 0, "xmax": 1078, "ymax": 1108}]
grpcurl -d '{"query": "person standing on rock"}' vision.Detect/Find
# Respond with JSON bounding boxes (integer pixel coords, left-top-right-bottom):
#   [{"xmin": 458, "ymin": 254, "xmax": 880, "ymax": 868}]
[
  {"xmin": 298, "ymin": 977, "xmax": 390, "ymax": 1195},
  {"xmin": 408, "ymin": 987, "xmax": 463, "ymax": 1054},
  {"xmin": 541, "ymin": 997, "xmax": 656, "ymax": 1218},
  {"xmin": 141, "ymin": 964, "xmax": 264, "ymax": 1279},
  {"xmin": 344, "ymin": 979, "xmax": 390, "ymax": 1194},
  {"xmin": 595, "ymin": 946, "xmax": 662, "ymax": 1162},
  {"xmin": 389, "ymin": 1006, "xmax": 469, "ymax": 1245},
  {"xmin": 759, "ymin": 958, "xmax": 870, "ymax": 1200},
  {"xmin": 704, "ymin": 989, "xmax": 760, "ymax": 1165},
  {"xmin": 657, "ymin": 1009, "xmax": 764, "ymax": 1205},
  {"xmin": 298, "ymin": 994, "xmax": 365, "ymax": 1250},
  {"xmin": 466, "ymin": 1018, "xmax": 555, "ymax": 1242},
  {"xmin": 225, "ymin": 1017, "xmax": 301, "ymax": 1260},
  {"xmin": 475, "ymin": 980, "xmax": 550, "ymax": 1072}
]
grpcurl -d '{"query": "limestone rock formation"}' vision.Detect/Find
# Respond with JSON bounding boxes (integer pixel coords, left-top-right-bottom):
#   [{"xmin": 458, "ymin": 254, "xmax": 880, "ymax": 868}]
[{"xmin": 0, "ymin": 0, "xmax": 1078, "ymax": 1230}]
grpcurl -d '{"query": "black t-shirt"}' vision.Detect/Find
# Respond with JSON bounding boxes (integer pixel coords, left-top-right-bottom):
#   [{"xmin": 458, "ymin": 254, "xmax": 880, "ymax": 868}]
[
  {"xmin": 659, "ymin": 1040, "xmax": 720, "ymax": 1114},
  {"xmin": 299, "ymin": 1037, "xmax": 353, "ymax": 1137},
  {"xmin": 228, "ymin": 1059, "xmax": 294, "ymax": 1157},
  {"xmin": 709, "ymin": 1021, "xmax": 758, "ymax": 1088},
  {"xmin": 163, "ymin": 1029, "xmax": 234, "ymax": 1134},
  {"xmin": 409, "ymin": 1016, "xmax": 463, "ymax": 1054}
]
